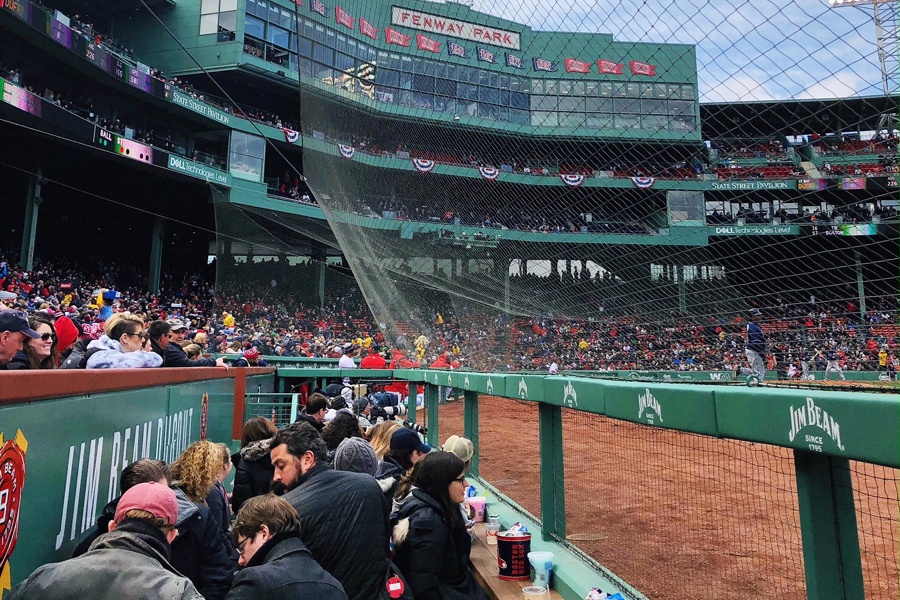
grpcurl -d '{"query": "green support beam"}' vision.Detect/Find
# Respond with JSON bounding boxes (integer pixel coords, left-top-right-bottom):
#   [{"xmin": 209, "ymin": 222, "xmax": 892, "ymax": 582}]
[
  {"xmin": 424, "ymin": 383, "xmax": 439, "ymax": 447},
  {"xmin": 149, "ymin": 216, "xmax": 164, "ymax": 294},
  {"xmin": 854, "ymin": 249, "xmax": 867, "ymax": 322},
  {"xmin": 463, "ymin": 390, "xmax": 479, "ymax": 477},
  {"xmin": 538, "ymin": 402, "xmax": 566, "ymax": 541},
  {"xmin": 20, "ymin": 169, "xmax": 43, "ymax": 272},
  {"xmin": 794, "ymin": 451, "xmax": 865, "ymax": 600}
]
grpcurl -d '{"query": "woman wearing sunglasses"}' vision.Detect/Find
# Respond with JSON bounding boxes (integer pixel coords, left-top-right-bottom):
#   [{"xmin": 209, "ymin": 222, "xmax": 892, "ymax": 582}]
[
  {"xmin": 85, "ymin": 313, "xmax": 163, "ymax": 369},
  {"xmin": 391, "ymin": 452, "xmax": 488, "ymax": 600},
  {"xmin": 6, "ymin": 313, "xmax": 60, "ymax": 370}
]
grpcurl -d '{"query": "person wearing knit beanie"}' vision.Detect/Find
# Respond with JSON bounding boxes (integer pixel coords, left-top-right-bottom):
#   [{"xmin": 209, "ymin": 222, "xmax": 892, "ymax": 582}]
[
  {"xmin": 333, "ymin": 437, "xmax": 378, "ymax": 476},
  {"xmin": 53, "ymin": 315, "xmax": 80, "ymax": 354}
]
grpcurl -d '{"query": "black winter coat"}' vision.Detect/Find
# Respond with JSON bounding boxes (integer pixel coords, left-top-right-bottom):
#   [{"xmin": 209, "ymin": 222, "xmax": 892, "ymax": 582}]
[
  {"xmin": 283, "ymin": 463, "xmax": 391, "ymax": 600},
  {"xmin": 73, "ymin": 490, "xmax": 235, "ymax": 600},
  {"xmin": 230, "ymin": 438, "xmax": 275, "ymax": 514},
  {"xmin": 374, "ymin": 455, "xmax": 405, "ymax": 501},
  {"xmin": 165, "ymin": 342, "xmax": 217, "ymax": 367},
  {"xmin": 223, "ymin": 532, "xmax": 347, "ymax": 600},
  {"xmin": 392, "ymin": 490, "xmax": 488, "ymax": 600}
]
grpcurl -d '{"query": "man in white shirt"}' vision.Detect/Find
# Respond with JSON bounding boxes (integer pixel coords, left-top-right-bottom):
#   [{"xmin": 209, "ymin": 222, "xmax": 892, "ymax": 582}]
[{"xmin": 338, "ymin": 343, "xmax": 357, "ymax": 369}]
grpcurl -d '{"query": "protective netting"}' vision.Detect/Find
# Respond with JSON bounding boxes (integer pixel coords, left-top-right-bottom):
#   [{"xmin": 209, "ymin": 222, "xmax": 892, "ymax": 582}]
[
  {"xmin": 202, "ymin": 0, "xmax": 900, "ymax": 375},
  {"xmin": 848, "ymin": 461, "xmax": 900, "ymax": 600}
]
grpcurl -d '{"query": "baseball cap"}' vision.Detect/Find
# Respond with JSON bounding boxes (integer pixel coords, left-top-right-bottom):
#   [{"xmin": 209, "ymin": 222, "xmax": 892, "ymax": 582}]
[
  {"xmin": 0, "ymin": 310, "xmax": 40, "ymax": 338},
  {"xmin": 114, "ymin": 482, "xmax": 179, "ymax": 526},
  {"xmin": 0, "ymin": 291, "xmax": 17, "ymax": 300},
  {"xmin": 442, "ymin": 435, "xmax": 474, "ymax": 463},
  {"xmin": 167, "ymin": 318, "xmax": 188, "ymax": 331},
  {"xmin": 243, "ymin": 347, "xmax": 259, "ymax": 360},
  {"xmin": 390, "ymin": 427, "xmax": 431, "ymax": 454},
  {"xmin": 747, "ymin": 308, "xmax": 761, "ymax": 316}
]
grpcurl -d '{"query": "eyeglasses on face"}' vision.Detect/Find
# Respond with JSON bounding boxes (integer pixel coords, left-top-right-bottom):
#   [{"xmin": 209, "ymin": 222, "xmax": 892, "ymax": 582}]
[
  {"xmin": 236, "ymin": 531, "xmax": 259, "ymax": 556},
  {"xmin": 453, "ymin": 476, "xmax": 467, "ymax": 483},
  {"xmin": 39, "ymin": 333, "xmax": 57, "ymax": 342}
]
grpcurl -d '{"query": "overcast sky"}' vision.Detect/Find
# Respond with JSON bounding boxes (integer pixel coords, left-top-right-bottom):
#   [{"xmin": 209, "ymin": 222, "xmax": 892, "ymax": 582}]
[{"xmin": 470, "ymin": 0, "xmax": 894, "ymax": 102}]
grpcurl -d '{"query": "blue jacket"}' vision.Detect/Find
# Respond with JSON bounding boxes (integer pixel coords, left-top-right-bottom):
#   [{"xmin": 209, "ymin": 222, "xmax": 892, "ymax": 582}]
[{"xmin": 746, "ymin": 322, "xmax": 765, "ymax": 354}]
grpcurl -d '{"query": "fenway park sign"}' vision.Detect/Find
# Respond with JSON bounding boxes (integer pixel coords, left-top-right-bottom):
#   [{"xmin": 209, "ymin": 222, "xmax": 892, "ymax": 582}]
[{"xmin": 391, "ymin": 7, "xmax": 521, "ymax": 50}]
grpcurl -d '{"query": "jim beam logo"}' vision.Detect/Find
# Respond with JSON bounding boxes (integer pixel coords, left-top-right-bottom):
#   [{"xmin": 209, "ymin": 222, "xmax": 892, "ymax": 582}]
[
  {"xmin": 0, "ymin": 430, "xmax": 27, "ymax": 597},
  {"xmin": 638, "ymin": 388, "xmax": 663, "ymax": 424},
  {"xmin": 562, "ymin": 381, "xmax": 578, "ymax": 408},
  {"xmin": 518, "ymin": 378, "xmax": 528, "ymax": 398},
  {"xmin": 486, "ymin": 378, "xmax": 494, "ymax": 394},
  {"xmin": 788, "ymin": 398, "xmax": 845, "ymax": 453}
]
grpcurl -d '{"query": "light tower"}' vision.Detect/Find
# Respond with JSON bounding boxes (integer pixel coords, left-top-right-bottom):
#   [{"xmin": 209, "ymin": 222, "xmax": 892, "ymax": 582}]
[{"xmin": 828, "ymin": 0, "xmax": 899, "ymax": 96}]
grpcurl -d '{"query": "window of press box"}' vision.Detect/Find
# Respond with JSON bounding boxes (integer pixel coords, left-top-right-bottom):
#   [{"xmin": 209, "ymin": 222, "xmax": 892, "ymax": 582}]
[
  {"xmin": 229, "ymin": 131, "xmax": 265, "ymax": 182},
  {"xmin": 200, "ymin": 0, "xmax": 237, "ymax": 37}
]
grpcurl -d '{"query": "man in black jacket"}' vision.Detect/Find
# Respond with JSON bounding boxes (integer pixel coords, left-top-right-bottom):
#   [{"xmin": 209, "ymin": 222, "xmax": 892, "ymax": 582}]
[
  {"xmin": 295, "ymin": 393, "xmax": 328, "ymax": 432},
  {"xmin": 226, "ymin": 495, "xmax": 346, "ymax": 600},
  {"xmin": 148, "ymin": 319, "xmax": 172, "ymax": 361},
  {"xmin": 165, "ymin": 319, "xmax": 226, "ymax": 367},
  {"xmin": 271, "ymin": 422, "xmax": 391, "ymax": 600}
]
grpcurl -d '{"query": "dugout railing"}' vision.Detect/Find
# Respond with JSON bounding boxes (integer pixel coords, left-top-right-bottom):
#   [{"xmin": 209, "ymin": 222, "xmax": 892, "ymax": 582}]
[{"xmin": 259, "ymin": 366, "xmax": 897, "ymax": 600}]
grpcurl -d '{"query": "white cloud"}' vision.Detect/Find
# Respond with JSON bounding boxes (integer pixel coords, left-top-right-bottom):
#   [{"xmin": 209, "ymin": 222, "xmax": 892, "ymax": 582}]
[
  {"xmin": 703, "ymin": 74, "xmax": 785, "ymax": 102},
  {"xmin": 797, "ymin": 72, "xmax": 868, "ymax": 99}
]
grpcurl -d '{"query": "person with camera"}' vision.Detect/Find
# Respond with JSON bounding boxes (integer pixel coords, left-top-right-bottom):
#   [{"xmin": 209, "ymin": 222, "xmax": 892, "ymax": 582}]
[{"xmin": 375, "ymin": 427, "xmax": 431, "ymax": 501}]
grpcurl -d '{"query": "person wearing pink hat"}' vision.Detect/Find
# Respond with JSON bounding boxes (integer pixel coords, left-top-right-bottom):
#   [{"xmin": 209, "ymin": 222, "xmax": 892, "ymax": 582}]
[{"xmin": 7, "ymin": 482, "xmax": 203, "ymax": 599}]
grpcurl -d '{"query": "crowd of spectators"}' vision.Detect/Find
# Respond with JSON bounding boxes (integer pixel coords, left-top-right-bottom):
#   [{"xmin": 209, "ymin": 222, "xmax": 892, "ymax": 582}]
[{"xmin": 0, "ymin": 249, "xmax": 896, "ymax": 378}]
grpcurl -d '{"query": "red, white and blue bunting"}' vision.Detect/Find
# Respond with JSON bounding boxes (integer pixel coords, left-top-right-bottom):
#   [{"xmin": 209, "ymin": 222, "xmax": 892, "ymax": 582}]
[
  {"xmin": 412, "ymin": 158, "xmax": 435, "ymax": 173},
  {"xmin": 478, "ymin": 166, "xmax": 500, "ymax": 180},
  {"xmin": 338, "ymin": 144, "xmax": 355, "ymax": 159},
  {"xmin": 560, "ymin": 173, "xmax": 585, "ymax": 187},
  {"xmin": 281, "ymin": 128, "xmax": 300, "ymax": 143},
  {"xmin": 631, "ymin": 176, "xmax": 656, "ymax": 189}
]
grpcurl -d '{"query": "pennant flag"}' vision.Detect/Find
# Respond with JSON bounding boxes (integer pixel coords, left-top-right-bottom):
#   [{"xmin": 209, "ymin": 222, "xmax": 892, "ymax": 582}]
[
  {"xmin": 479, "ymin": 166, "xmax": 500, "ymax": 180},
  {"xmin": 335, "ymin": 6, "xmax": 354, "ymax": 29},
  {"xmin": 564, "ymin": 58, "xmax": 591, "ymax": 73},
  {"xmin": 416, "ymin": 33, "xmax": 441, "ymax": 53},
  {"xmin": 447, "ymin": 41, "xmax": 469, "ymax": 59},
  {"xmin": 310, "ymin": 0, "xmax": 327, "ymax": 16},
  {"xmin": 338, "ymin": 144, "xmax": 355, "ymax": 159},
  {"xmin": 505, "ymin": 52, "xmax": 524, "ymax": 69},
  {"xmin": 385, "ymin": 28, "xmax": 411, "ymax": 47},
  {"xmin": 631, "ymin": 176, "xmax": 656, "ymax": 189},
  {"xmin": 560, "ymin": 173, "xmax": 585, "ymax": 187},
  {"xmin": 532, "ymin": 57, "xmax": 558, "ymax": 72},
  {"xmin": 359, "ymin": 18, "xmax": 378, "ymax": 40},
  {"xmin": 597, "ymin": 59, "xmax": 624, "ymax": 74},
  {"xmin": 412, "ymin": 159, "xmax": 435, "ymax": 172},
  {"xmin": 281, "ymin": 128, "xmax": 300, "ymax": 144},
  {"xmin": 630, "ymin": 60, "xmax": 657, "ymax": 76},
  {"xmin": 476, "ymin": 47, "xmax": 496, "ymax": 63}
]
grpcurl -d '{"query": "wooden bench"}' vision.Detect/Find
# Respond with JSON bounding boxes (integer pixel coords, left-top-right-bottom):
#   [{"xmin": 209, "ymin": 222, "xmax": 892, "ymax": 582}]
[{"xmin": 469, "ymin": 523, "xmax": 564, "ymax": 600}]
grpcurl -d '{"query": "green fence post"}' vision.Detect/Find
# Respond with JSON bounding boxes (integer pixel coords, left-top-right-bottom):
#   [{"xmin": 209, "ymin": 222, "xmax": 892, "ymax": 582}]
[
  {"xmin": 794, "ymin": 451, "xmax": 865, "ymax": 600},
  {"xmin": 424, "ymin": 383, "xmax": 439, "ymax": 448},
  {"xmin": 464, "ymin": 390, "xmax": 479, "ymax": 477},
  {"xmin": 539, "ymin": 403, "xmax": 566, "ymax": 541}
]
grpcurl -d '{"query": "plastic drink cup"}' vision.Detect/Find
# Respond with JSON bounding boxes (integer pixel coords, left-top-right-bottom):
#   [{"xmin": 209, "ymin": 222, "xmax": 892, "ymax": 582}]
[
  {"xmin": 528, "ymin": 551, "xmax": 554, "ymax": 588},
  {"xmin": 467, "ymin": 496, "xmax": 486, "ymax": 522},
  {"xmin": 489, "ymin": 514, "xmax": 501, "ymax": 526},
  {"xmin": 523, "ymin": 586, "xmax": 549, "ymax": 599},
  {"xmin": 485, "ymin": 523, "xmax": 500, "ymax": 545}
]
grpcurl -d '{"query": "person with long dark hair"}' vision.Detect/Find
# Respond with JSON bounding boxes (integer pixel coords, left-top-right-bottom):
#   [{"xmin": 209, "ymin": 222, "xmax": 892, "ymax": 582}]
[
  {"xmin": 6, "ymin": 313, "xmax": 60, "ymax": 369},
  {"xmin": 391, "ymin": 452, "xmax": 488, "ymax": 600},
  {"xmin": 231, "ymin": 417, "xmax": 278, "ymax": 514}
]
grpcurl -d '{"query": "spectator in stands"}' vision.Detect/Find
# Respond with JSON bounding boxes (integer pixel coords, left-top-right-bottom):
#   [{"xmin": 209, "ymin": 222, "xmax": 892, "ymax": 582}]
[
  {"xmin": 0, "ymin": 309, "xmax": 40, "ymax": 369},
  {"xmin": 86, "ymin": 313, "xmax": 163, "ymax": 369},
  {"xmin": 147, "ymin": 320, "xmax": 172, "ymax": 362},
  {"xmin": 365, "ymin": 420, "xmax": 403, "ymax": 461},
  {"xmin": 440, "ymin": 435, "xmax": 476, "ymax": 536},
  {"xmin": 232, "ymin": 347, "xmax": 267, "ymax": 367},
  {"xmin": 270, "ymin": 422, "xmax": 392, "ymax": 600},
  {"xmin": 6, "ymin": 313, "xmax": 59, "ymax": 369},
  {"xmin": 226, "ymin": 495, "xmax": 347, "ymax": 600},
  {"xmin": 392, "ymin": 452, "xmax": 488, "ymax": 600},
  {"xmin": 12, "ymin": 481, "xmax": 203, "ymax": 600},
  {"xmin": 375, "ymin": 428, "xmax": 431, "ymax": 501},
  {"xmin": 321, "ymin": 411, "xmax": 364, "ymax": 461},
  {"xmin": 295, "ymin": 392, "xmax": 328, "ymax": 432},
  {"xmin": 359, "ymin": 345, "xmax": 387, "ymax": 368},
  {"xmin": 231, "ymin": 417, "xmax": 278, "ymax": 514},
  {"xmin": 338, "ymin": 343, "xmax": 358, "ymax": 368},
  {"xmin": 206, "ymin": 443, "xmax": 236, "ymax": 558},
  {"xmin": 333, "ymin": 437, "xmax": 378, "ymax": 476},
  {"xmin": 167, "ymin": 441, "xmax": 237, "ymax": 599},
  {"xmin": 165, "ymin": 319, "xmax": 226, "ymax": 367}
]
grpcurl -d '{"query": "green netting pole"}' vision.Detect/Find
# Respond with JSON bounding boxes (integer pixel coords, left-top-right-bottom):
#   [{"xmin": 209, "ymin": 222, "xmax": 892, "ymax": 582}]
[
  {"xmin": 149, "ymin": 216, "xmax": 164, "ymax": 294},
  {"xmin": 312, "ymin": 247, "xmax": 326, "ymax": 309},
  {"xmin": 463, "ymin": 390, "xmax": 479, "ymax": 477},
  {"xmin": 793, "ymin": 450, "xmax": 865, "ymax": 600},
  {"xmin": 538, "ymin": 403, "xmax": 565, "ymax": 541},
  {"xmin": 424, "ymin": 383, "xmax": 439, "ymax": 448}
]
